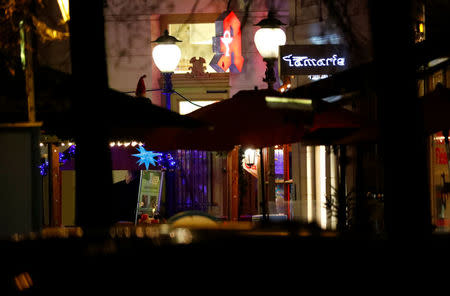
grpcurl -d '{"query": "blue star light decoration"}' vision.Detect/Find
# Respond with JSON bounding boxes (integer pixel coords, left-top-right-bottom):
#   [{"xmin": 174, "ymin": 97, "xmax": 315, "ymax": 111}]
[{"xmin": 132, "ymin": 146, "xmax": 162, "ymax": 170}]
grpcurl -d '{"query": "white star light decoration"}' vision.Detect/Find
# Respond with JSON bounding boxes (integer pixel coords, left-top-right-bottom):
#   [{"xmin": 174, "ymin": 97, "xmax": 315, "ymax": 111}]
[{"xmin": 132, "ymin": 146, "xmax": 162, "ymax": 170}]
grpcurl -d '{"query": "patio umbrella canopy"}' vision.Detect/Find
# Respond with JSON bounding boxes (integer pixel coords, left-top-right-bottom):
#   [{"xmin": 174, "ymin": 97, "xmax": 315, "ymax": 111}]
[
  {"xmin": 332, "ymin": 124, "xmax": 381, "ymax": 145},
  {"xmin": 41, "ymin": 88, "xmax": 206, "ymax": 140},
  {"xmin": 291, "ymin": 72, "xmax": 450, "ymax": 147},
  {"xmin": 420, "ymin": 84, "xmax": 450, "ymax": 134},
  {"xmin": 102, "ymin": 89, "xmax": 207, "ymax": 138},
  {"xmin": 301, "ymin": 105, "xmax": 364, "ymax": 145},
  {"xmin": 284, "ymin": 63, "xmax": 375, "ymax": 100},
  {"xmin": 143, "ymin": 89, "xmax": 313, "ymax": 151},
  {"xmin": 282, "ymin": 62, "xmax": 377, "ymax": 146}
]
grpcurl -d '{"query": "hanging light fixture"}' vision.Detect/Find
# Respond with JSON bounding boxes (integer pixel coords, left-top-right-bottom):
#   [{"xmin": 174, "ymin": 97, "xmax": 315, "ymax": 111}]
[{"xmin": 244, "ymin": 148, "xmax": 257, "ymax": 167}]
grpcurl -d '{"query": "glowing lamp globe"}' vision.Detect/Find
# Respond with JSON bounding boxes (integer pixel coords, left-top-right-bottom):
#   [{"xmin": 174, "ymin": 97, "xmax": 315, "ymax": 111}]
[
  {"xmin": 152, "ymin": 44, "xmax": 181, "ymax": 73},
  {"xmin": 151, "ymin": 30, "xmax": 182, "ymax": 73},
  {"xmin": 254, "ymin": 13, "xmax": 286, "ymax": 59},
  {"xmin": 254, "ymin": 28, "xmax": 286, "ymax": 59}
]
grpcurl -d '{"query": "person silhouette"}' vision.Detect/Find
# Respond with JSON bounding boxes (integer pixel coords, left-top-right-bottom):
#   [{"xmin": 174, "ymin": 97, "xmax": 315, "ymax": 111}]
[{"xmin": 112, "ymin": 170, "xmax": 140, "ymax": 223}]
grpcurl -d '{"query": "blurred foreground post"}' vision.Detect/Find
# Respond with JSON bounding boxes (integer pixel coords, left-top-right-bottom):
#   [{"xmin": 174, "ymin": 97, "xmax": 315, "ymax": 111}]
[
  {"xmin": 69, "ymin": 0, "xmax": 114, "ymax": 234},
  {"xmin": 369, "ymin": 1, "xmax": 431, "ymax": 239}
]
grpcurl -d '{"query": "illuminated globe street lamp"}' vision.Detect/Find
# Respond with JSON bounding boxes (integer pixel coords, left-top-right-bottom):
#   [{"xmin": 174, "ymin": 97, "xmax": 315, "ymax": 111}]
[
  {"xmin": 254, "ymin": 12, "xmax": 286, "ymax": 90},
  {"xmin": 151, "ymin": 30, "xmax": 182, "ymax": 110},
  {"xmin": 253, "ymin": 12, "xmax": 286, "ymax": 221}
]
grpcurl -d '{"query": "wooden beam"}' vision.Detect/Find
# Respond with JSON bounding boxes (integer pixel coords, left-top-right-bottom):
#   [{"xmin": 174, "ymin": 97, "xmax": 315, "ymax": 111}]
[{"xmin": 49, "ymin": 144, "xmax": 62, "ymax": 226}]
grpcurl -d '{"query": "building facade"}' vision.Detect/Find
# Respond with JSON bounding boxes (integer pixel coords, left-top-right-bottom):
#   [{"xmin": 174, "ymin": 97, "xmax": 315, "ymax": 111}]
[
  {"xmin": 38, "ymin": 0, "xmax": 450, "ymax": 235},
  {"xmin": 36, "ymin": 0, "xmax": 375, "ymax": 227},
  {"xmin": 102, "ymin": 0, "xmax": 291, "ymax": 221}
]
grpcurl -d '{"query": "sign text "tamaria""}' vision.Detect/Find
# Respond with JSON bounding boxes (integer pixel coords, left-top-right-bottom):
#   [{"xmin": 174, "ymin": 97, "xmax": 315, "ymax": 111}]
[{"xmin": 282, "ymin": 54, "xmax": 346, "ymax": 68}]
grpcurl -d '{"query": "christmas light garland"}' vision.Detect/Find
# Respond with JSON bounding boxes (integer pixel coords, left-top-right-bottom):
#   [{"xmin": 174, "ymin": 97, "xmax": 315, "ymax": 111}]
[
  {"xmin": 39, "ymin": 160, "xmax": 49, "ymax": 176},
  {"xmin": 155, "ymin": 152, "xmax": 178, "ymax": 171},
  {"xmin": 38, "ymin": 144, "xmax": 177, "ymax": 176},
  {"xmin": 59, "ymin": 145, "xmax": 76, "ymax": 164}
]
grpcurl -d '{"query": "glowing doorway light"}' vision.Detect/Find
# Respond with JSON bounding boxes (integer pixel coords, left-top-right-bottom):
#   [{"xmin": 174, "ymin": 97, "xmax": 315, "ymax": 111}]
[
  {"xmin": 244, "ymin": 149, "xmax": 257, "ymax": 167},
  {"xmin": 57, "ymin": 0, "xmax": 70, "ymax": 23}
]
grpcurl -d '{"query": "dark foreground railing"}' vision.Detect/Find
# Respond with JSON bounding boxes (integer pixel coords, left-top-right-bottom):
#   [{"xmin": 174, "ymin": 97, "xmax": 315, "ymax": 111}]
[{"xmin": 1, "ymin": 222, "xmax": 450, "ymax": 294}]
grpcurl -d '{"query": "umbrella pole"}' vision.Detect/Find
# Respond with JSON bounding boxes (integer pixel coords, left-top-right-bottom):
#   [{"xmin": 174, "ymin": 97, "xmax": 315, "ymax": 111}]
[
  {"xmin": 443, "ymin": 130, "xmax": 450, "ymax": 177},
  {"xmin": 337, "ymin": 144, "xmax": 347, "ymax": 232},
  {"xmin": 260, "ymin": 148, "xmax": 268, "ymax": 222}
]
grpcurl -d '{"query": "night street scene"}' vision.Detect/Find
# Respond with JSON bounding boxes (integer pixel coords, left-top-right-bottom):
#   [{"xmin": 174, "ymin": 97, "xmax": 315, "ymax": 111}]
[{"xmin": 1, "ymin": 0, "xmax": 450, "ymax": 294}]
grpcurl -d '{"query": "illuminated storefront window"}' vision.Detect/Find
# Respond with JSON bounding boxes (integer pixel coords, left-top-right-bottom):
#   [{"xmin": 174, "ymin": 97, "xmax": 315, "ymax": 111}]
[
  {"xmin": 274, "ymin": 147, "xmax": 285, "ymax": 215},
  {"xmin": 271, "ymin": 145, "xmax": 294, "ymax": 219},
  {"xmin": 414, "ymin": 2, "xmax": 426, "ymax": 43},
  {"xmin": 431, "ymin": 70, "xmax": 444, "ymax": 91},
  {"xmin": 431, "ymin": 132, "xmax": 450, "ymax": 231},
  {"xmin": 300, "ymin": 145, "xmax": 339, "ymax": 229},
  {"xmin": 169, "ymin": 23, "xmax": 216, "ymax": 73}
]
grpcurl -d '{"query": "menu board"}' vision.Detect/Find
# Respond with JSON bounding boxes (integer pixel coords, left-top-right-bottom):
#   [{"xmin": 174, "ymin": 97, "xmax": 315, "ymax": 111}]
[{"xmin": 135, "ymin": 170, "xmax": 164, "ymax": 223}]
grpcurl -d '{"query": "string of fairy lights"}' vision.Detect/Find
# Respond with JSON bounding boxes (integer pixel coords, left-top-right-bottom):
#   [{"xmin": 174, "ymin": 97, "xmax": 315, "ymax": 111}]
[
  {"xmin": 109, "ymin": 141, "xmax": 143, "ymax": 147},
  {"xmin": 38, "ymin": 140, "xmax": 178, "ymax": 176},
  {"xmin": 39, "ymin": 141, "xmax": 145, "ymax": 148},
  {"xmin": 433, "ymin": 136, "xmax": 450, "ymax": 144}
]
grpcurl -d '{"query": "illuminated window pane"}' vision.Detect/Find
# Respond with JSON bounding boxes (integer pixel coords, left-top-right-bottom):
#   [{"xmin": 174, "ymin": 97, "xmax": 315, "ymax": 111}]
[
  {"xmin": 169, "ymin": 23, "xmax": 216, "ymax": 73},
  {"xmin": 179, "ymin": 100, "xmax": 218, "ymax": 115},
  {"xmin": 274, "ymin": 148, "xmax": 284, "ymax": 181},
  {"xmin": 414, "ymin": 3, "xmax": 426, "ymax": 43},
  {"xmin": 431, "ymin": 70, "xmax": 444, "ymax": 91},
  {"xmin": 418, "ymin": 79, "xmax": 425, "ymax": 97}
]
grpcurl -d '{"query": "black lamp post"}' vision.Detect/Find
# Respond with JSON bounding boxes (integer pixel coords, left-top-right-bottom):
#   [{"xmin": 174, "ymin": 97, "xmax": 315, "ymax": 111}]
[
  {"xmin": 253, "ymin": 13, "xmax": 287, "ymax": 222},
  {"xmin": 151, "ymin": 30, "xmax": 183, "ymax": 218},
  {"xmin": 151, "ymin": 30, "xmax": 182, "ymax": 110},
  {"xmin": 254, "ymin": 12, "xmax": 287, "ymax": 90}
]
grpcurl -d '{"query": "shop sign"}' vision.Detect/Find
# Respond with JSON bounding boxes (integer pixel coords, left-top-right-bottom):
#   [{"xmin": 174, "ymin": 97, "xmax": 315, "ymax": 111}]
[
  {"xmin": 279, "ymin": 45, "xmax": 348, "ymax": 75},
  {"xmin": 210, "ymin": 10, "xmax": 244, "ymax": 73}
]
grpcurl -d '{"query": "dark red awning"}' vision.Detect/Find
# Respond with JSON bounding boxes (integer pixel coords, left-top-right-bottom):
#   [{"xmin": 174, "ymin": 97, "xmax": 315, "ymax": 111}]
[{"xmin": 143, "ymin": 89, "xmax": 312, "ymax": 151}]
